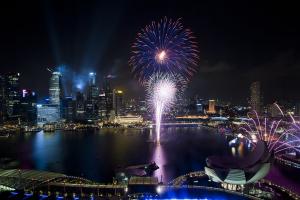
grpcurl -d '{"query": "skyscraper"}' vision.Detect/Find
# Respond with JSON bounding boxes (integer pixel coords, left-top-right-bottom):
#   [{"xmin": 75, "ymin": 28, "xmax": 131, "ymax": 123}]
[
  {"xmin": 49, "ymin": 71, "xmax": 63, "ymax": 120},
  {"xmin": 49, "ymin": 71, "xmax": 62, "ymax": 105},
  {"xmin": 6, "ymin": 73, "xmax": 21, "ymax": 121},
  {"xmin": 98, "ymin": 89, "xmax": 107, "ymax": 120},
  {"xmin": 207, "ymin": 99, "xmax": 216, "ymax": 114},
  {"xmin": 113, "ymin": 89, "xmax": 124, "ymax": 116},
  {"xmin": 75, "ymin": 92, "xmax": 85, "ymax": 120},
  {"xmin": 61, "ymin": 97, "xmax": 75, "ymax": 121},
  {"xmin": 37, "ymin": 104, "xmax": 60, "ymax": 126},
  {"xmin": 20, "ymin": 89, "xmax": 37, "ymax": 125},
  {"xmin": 250, "ymin": 81, "xmax": 261, "ymax": 113},
  {"xmin": 87, "ymin": 72, "xmax": 99, "ymax": 100},
  {"xmin": 86, "ymin": 72, "xmax": 99, "ymax": 120},
  {"xmin": 88, "ymin": 72, "xmax": 96, "ymax": 86},
  {"xmin": 104, "ymin": 76, "xmax": 114, "ymax": 118},
  {"xmin": 195, "ymin": 97, "xmax": 204, "ymax": 114}
]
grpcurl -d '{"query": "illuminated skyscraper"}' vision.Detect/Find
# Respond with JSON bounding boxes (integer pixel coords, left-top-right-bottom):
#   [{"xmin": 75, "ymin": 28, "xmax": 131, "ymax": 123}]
[
  {"xmin": 49, "ymin": 71, "xmax": 62, "ymax": 105},
  {"xmin": 48, "ymin": 71, "xmax": 63, "ymax": 120},
  {"xmin": 37, "ymin": 104, "xmax": 60, "ymax": 126},
  {"xmin": 6, "ymin": 73, "xmax": 21, "ymax": 121},
  {"xmin": 61, "ymin": 97, "xmax": 75, "ymax": 121},
  {"xmin": 88, "ymin": 72, "xmax": 96, "ymax": 86},
  {"xmin": 87, "ymin": 72, "xmax": 99, "ymax": 100},
  {"xmin": 113, "ymin": 89, "xmax": 124, "ymax": 116},
  {"xmin": 207, "ymin": 99, "xmax": 216, "ymax": 114},
  {"xmin": 250, "ymin": 81, "xmax": 261, "ymax": 113},
  {"xmin": 98, "ymin": 89, "xmax": 107, "ymax": 119},
  {"xmin": 104, "ymin": 75, "xmax": 114, "ymax": 118},
  {"xmin": 195, "ymin": 97, "xmax": 204, "ymax": 113},
  {"xmin": 86, "ymin": 72, "xmax": 99, "ymax": 119},
  {"xmin": 20, "ymin": 89, "xmax": 37, "ymax": 125},
  {"xmin": 75, "ymin": 92, "xmax": 85, "ymax": 120}
]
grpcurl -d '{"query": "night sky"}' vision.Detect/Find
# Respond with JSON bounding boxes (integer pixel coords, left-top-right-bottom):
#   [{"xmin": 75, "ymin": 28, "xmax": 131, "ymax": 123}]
[{"xmin": 3, "ymin": 0, "xmax": 300, "ymax": 104}]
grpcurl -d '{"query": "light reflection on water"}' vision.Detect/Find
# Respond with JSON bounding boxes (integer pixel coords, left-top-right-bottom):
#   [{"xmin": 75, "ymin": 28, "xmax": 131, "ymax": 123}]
[
  {"xmin": 33, "ymin": 131, "xmax": 63, "ymax": 170},
  {"xmin": 0, "ymin": 127, "xmax": 299, "ymax": 194},
  {"xmin": 152, "ymin": 143, "xmax": 166, "ymax": 182}
]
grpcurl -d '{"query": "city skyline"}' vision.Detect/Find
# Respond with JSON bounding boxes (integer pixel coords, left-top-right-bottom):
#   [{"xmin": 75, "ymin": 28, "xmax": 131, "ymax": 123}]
[
  {"xmin": 1, "ymin": 1, "xmax": 300, "ymax": 199},
  {"xmin": 3, "ymin": 0, "xmax": 300, "ymax": 104}
]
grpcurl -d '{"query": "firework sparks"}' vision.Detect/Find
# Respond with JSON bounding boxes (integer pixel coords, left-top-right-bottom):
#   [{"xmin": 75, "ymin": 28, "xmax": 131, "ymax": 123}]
[
  {"xmin": 129, "ymin": 17, "xmax": 199, "ymax": 84},
  {"xmin": 146, "ymin": 73, "xmax": 186, "ymax": 144},
  {"xmin": 240, "ymin": 110, "xmax": 300, "ymax": 155}
]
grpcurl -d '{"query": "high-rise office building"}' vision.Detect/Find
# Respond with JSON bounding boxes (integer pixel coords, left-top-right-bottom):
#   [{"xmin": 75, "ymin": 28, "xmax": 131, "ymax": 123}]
[
  {"xmin": 124, "ymin": 98, "xmax": 137, "ymax": 115},
  {"xmin": 36, "ymin": 71, "xmax": 63, "ymax": 125},
  {"xmin": 75, "ymin": 92, "xmax": 85, "ymax": 120},
  {"xmin": 6, "ymin": 73, "xmax": 21, "ymax": 121},
  {"xmin": 61, "ymin": 97, "xmax": 75, "ymax": 122},
  {"xmin": 104, "ymin": 76, "xmax": 114, "ymax": 118},
  {"xmin": 86, "ymin": 72, "xmax": 99, "ymax": 120},
  {"xmin": 49, "ymin": 71, "xmax": 63, "ymax": 120},
  {"xmin": 137, "ymin": 99, "xmax": 147, "ymax": 117},
  {"xmin": 113, "ymin": 89, "xmax": 124, "ymax": 116},
  {"xmin": 207, "ymin": 99, "xmax": 216, "ymax": 114},
  {"xmin": 20, "ymin": 89, "xmax": 37, "ymax": 125},
  {"xmin": 37, "ymin": 104, "xmax": 60, "ymax": 126},
  {"xmin": 98, "ymin": 89, "xmax": 107, "ymax": 120},
  {"xmin": 250, "ymin": 81, "xmax": 261, "ymax": 113},
  {"xmin": 87, "ymin": 72, "xmax": 99, "ymax": 100},
  {"xmin": 49, "ymin": 71, "xmax": 62, "ymax": 105},
  {"xmin": 195, "ymin": 97, "xmax": 204, "ymax": 113},
  {"xmin": 89, "ymin": 72, "xmax": 96, "ymax": 86},
  {"xmin": 85, "ymin": 100, "xmax": 94, "ymax": 120}
]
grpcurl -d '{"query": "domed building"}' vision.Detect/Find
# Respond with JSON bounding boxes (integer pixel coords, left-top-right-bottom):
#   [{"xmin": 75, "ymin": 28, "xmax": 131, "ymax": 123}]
[{"xmin": 205, "ymin": 141, "xmax": 273, "ymax": 185}]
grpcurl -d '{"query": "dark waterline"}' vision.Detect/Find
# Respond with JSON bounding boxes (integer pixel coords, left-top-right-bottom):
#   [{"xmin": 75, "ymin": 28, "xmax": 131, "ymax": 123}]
[{"xmin": 0, "ymin": 127, "xmax": 299, "ymax": 194}]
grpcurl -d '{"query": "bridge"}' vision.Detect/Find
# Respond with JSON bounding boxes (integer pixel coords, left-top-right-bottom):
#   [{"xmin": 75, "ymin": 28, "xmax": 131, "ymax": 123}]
[
  {"xmin": 168, "ymin": 170, "xmax": 207, "ymax": 186},
  {"xmin": 0, "ymin": 169, "xmax": 124, "ymax": 192},
  {"xmin": 2, "ymin": 169, "xmax": 299, "ymax": 200},
  {"xmin": 168, "ymin": 170, "xmax": 300, "ymax": 200},
  {"xmin": 275, "ymin": 155, "xmax": 300, "ymax": 169}
]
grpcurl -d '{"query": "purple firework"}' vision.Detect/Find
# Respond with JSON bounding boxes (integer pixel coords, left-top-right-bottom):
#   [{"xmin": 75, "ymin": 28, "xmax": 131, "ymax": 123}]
[
  {"xmin": 239, "ymin": 110, "xmax": 300, "ymax": 155},
  {"xmin": 129, "ymin": 17, "xmax": 199, "ymax": 84}
]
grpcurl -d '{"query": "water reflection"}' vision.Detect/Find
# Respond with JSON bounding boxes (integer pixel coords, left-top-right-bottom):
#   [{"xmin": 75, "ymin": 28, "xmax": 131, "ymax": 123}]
[
  {"xmin": 0, "ymin": 128, "xmax": 299, "ymax": 193},
  {"xmin": 32, "ymin": 131, "xmax": 62, "ymax": 171},
  {"xmin": 152, "ymin": 143, "xmax": 166, "ymax": 182}
]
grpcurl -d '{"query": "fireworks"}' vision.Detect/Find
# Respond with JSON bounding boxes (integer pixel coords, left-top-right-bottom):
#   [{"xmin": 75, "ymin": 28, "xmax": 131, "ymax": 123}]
[
  {"xmin": 129, "ymin": 17, "xmax": 199, "ymax": 84},
  {"xmin": 239, "ymin": 110, "xmax": 300, "ymax": 155},
  {"xmin": 146, "ymin": 73, "xmax": 186, "ymax": 143},
  {"xmin": 129, "ymin": 17, "xmax": 198, "ymax": 144}
]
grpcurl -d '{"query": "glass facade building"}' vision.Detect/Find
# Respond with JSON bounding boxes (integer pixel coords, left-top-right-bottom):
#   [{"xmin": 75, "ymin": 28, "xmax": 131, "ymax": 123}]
[
  {"xmin": 49, "ymin": 72, "xmax": 62, "ymax": 105},
  {"xmin": 37, "ymin": 104, "xmax": 60, "ymax": 126}
]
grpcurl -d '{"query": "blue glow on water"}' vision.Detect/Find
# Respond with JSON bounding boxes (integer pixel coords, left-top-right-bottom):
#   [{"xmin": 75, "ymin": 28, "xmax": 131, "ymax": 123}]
[{"xmin": 40, "ymin": 194, "xmax": 48, "ymax": 199}]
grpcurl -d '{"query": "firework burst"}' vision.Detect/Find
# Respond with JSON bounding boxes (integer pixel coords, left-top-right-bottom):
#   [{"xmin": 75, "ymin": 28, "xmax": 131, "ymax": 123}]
[
  {"xmin": 129, "ymin": 17, "xmax": 199, "ymax": 84},
  {"xmin": 146, "ymin": 73, "xmax": 186, "ymax": 143},
  {"xmin": 239, "ymin": 110, "xmax": 300, "ymax": 155}
]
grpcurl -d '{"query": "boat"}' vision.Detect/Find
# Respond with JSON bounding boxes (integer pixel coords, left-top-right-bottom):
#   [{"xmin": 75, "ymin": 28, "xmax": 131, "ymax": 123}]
[{"xmin": 115, "ymin": 162, "xmax": 159, "ymax": 178}]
